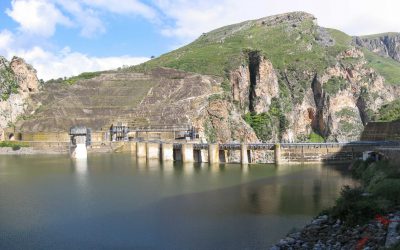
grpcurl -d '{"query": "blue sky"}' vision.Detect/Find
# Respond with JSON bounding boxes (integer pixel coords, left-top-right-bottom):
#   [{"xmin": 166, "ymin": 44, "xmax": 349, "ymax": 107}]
[{"xmin": 0, "ymin": 0, "xmax": 399, "ymax": 80}]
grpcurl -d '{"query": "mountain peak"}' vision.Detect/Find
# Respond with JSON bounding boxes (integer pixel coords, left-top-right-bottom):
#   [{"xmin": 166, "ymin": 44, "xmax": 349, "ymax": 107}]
[{"xmin": 256, "ymin": 11, "xmax": 316, "ymax": 26}]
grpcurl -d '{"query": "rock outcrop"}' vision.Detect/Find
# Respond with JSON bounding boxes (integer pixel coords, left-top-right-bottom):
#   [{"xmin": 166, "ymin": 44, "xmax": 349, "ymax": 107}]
[
  {"xmin": 354, "ymin": 33, "xmax": 400, "ymax": 62},
  {"xmin": 228, "ymin": 47, "xmax": 398, "ymax": 142},
  {"xmin": 10, "ymin": 57, "xmax": 40, "ymax": 94},
  {"xmin": 0, "ymin": 56, "xmax": 39, "ymax": 139}
]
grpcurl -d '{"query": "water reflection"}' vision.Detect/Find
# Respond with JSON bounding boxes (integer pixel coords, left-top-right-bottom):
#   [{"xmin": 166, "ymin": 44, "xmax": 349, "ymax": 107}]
[
  {"xmin": 72, "ymin": 158, "xmax": 88, "ymax": 175},
  {"xmin": 238, "ymin": 165, "xmax": 355, "ymax": 215},
  {"xmin": 0, "ymin": 154, "xmax": 357, "ymax": 250},
  {"xmin": 147, "ymin": 159, "xmax": 161, "ymax": 169},
  {"xmin": 136, "ymin": 157, "xmax": 147, "ymax": 168}
]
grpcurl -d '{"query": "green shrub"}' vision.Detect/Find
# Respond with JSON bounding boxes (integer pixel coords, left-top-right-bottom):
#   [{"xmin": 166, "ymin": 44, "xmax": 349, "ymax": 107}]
[
  {"xmin": 243, "ymin": 98, "xmax": 289, "ymax": 141},
  {"xmin": 0, "ymin": 141, "xmax": 28, "ymax": 148},
  {"xmin": 208, "ymin": 94, "xmax": 223, "ymax": 101},
  {"xmin": 377, "ymin": 99, "xmax": 400, "ymax": 122},
  {"xmin": 335, "ymin": 108, "xmax": 357, "ymax": 118},
  {"xmin": 204, "ymin": 120, "xmax": 217, "ymax": 143},
  {"xmin": 330, "ymin": 186, "xmax": 382, "ymax": 226},
  {"xmin": 0, "ymin": 68, "xmax": 19, "ymax": 101},
  {"xmin": 350, "ymin": 160, "xmax": 369, "ymax": 179},
  {"xmin": 60, "ymin": 71, "xmax": 102, "ymax": 85},
  {"xmin": 243, "ymin": 112, "xmax": 273, "ymax": 141},
  {"xmin": 220, "ymin": 80, "xmax": 231, "ymax": 92},
  {"xmin": 323, "ymin": 76, "xmax": 348, "ymax": 95},
  {"xmin": 370, "ymin": 179, "xmax": 400, "ymax": 205},
  {"xmin": 308, "ymin": 132, "xmax": 325, "ymax": 142}
]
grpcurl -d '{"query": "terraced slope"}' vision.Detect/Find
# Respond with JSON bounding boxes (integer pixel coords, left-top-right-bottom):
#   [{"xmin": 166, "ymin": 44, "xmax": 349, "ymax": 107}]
[{"xmin": 18, "ymin": 68, "xmax": 221, "ymax": 132}]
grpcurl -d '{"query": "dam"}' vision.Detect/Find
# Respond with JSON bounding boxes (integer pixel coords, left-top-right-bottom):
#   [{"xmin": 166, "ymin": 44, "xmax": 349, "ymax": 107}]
[
  {"xmin": 132, "ymin": 141, "xmax": 387, "ymax": 164},
  {"xmin": 1, "ymin": 122, "xmax": 395, "ymax": 164}
]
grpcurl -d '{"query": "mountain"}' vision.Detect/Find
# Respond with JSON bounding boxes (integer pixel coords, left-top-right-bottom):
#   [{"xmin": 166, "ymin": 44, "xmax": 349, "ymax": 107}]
[
  {"xmin": 129, "ymin": 11, "xmax": 400, "ymax": 142},
  {"xmin": 5, "ymin": 11, "xmax": 400, "ymax": 143}
]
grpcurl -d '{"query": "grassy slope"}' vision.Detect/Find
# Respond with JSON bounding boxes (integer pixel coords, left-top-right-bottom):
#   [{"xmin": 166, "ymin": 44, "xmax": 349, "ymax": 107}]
[
  {"xmin": 363, "ymin": 48, "xmax": 400, "ymax": 85},
  {"xmin": 132, "ymin": 18, "xmax": 352, "ymax": 77}
]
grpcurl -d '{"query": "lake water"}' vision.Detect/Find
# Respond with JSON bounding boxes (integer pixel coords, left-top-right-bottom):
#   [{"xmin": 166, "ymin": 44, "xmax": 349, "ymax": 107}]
[{"xmin": 0, "ymin": 153, "xmax": 356, "ymax": 249}]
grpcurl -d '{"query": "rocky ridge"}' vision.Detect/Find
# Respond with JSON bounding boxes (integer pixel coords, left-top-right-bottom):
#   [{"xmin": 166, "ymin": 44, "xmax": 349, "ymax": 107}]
[
  {"xmin": 0, "ymin": 56, "xmax": 39, "ymax": 139},
  {"xmin": 354, "ymin": 33, "xmax": 400, "ymax": 62}
]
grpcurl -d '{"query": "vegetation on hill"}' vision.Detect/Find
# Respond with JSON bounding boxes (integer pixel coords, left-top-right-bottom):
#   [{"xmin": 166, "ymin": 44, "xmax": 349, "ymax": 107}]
[
  {"xmin": 363, "ymin": 49, "xmax": 400, "ymax": 85},
  {"xmin": 131, "ymin": 17, "xmax": 352, "ymax": 78},
  {"xmin": 46, "ymin": 71, "xmax": 102, "ymax": 85},
  {"xmin": 376, "ymin": 99, "xmax": 400, "ymax": 122},
  {"xmin": 0, "ymin": 66, "xmax": 18, "ymax": 101},
  {"xmin": 328, "ymin": 159, "xmax": 400, "ymax": 226},
  {"xmin": 308, "ymin": 132, "xmax": 325, "ymax": 142},
  {"xmin": 323, "ymin": 76, "xmax": 348, "ymax": 95},
  {"xmin": 243, "ymin": 97, "xmax": 288, "ymax": 141}
]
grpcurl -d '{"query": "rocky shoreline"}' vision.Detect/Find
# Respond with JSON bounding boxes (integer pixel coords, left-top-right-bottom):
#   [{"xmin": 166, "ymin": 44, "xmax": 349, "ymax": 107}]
[{"xmin": 271, "ymin": 213, "xmax": 400, "ymax": 250}]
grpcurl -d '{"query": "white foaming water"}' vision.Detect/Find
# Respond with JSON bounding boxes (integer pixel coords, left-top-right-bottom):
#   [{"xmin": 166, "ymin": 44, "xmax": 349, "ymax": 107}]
[{"xmin": 71, "ymin": 143, "xmax": 87, "ymax": 159}]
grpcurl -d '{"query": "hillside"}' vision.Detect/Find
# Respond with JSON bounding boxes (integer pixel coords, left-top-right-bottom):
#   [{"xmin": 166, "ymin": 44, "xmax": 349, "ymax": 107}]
[
  {"xmin": 8, "ymin": 11, "xmax": 400, "ymax": 143},
  {"xmin": 128, "ymin": 12, "xmax": 400, "ymax": 142},
  {"xmin": 17, "ymin": 68, "xmax": 224, "ymax": 134}
]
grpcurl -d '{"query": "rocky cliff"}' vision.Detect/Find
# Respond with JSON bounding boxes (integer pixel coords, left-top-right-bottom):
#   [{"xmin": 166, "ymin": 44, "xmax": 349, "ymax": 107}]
[
  {"xmin": 0, "ymin": 56, "xmax": 39, "ymax": 139},
  {"xmin": 354, "ymin": 33, "xmax": 400, "ymax": 62}
]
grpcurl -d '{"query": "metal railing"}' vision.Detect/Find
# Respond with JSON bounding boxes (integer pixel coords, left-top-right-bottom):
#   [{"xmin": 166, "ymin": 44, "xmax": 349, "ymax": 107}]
[{"xmin": 169, "ymin": 141, "xmax": 396, "ymax": 150}]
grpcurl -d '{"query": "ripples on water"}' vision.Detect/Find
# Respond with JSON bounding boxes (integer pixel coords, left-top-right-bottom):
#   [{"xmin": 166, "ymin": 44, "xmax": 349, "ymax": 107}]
[{"xmin": 0, "ymin": 153, "xmax": 356, "ymax": 249}]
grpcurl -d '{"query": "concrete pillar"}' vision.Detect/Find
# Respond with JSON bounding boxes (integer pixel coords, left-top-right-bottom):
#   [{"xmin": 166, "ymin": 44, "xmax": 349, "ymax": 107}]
[
  {"xmin": 136, "ymin": 142, "xmax": 147, "ymax": 158},
  {"xmin": 201, "ymin": 149, "xmax": 209, "ymax": 163},
  {"xmin": 182, "ymin": 143, "xmax": 194, "ymax": 163},
  {"xmin": 130, "ymin": 141, "xmax": 136, "ymax": 153},
  {"xmin": 240, "ymin": 143, "xmax": 248, "ymax": 164},
  {"xmin": 162, "ymin": 143, "xmax": 174, "ymax": 161},
  {"xmin": 209, "ymin": 144, "xmax": 219, "ymax": 164},
  {"xmin": 146, "ymin": 142, "xmax": 160, "ymax": 160},
  {"xmin": 274, "ymin": 143, "xmax": 281, "ymax": 165}
]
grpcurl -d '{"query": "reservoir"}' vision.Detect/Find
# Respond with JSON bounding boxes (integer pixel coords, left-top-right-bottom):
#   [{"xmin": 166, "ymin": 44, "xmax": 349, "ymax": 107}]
[{"xmin": 0, "ymin": 153, "xmax": 356, "ymax": 249}]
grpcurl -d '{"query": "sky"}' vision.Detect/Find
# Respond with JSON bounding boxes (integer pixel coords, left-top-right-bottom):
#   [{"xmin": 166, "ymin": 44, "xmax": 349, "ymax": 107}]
[{"xmin": 0, "ymin": 0, "xmax": 399, "ymax": 80}]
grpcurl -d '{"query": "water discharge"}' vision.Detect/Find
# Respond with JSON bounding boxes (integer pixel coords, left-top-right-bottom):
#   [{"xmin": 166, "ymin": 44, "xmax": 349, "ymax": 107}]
[{"xmin": 0, "ymin": 153, "xmax": 356, "ymax": 249}]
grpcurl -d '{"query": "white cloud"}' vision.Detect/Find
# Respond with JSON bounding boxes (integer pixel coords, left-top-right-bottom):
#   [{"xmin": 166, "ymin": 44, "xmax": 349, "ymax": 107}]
[
  {"xmin": 19, "ymin": 47, "xmax": 149, "ymax": 80},
  {"xmin": 6, "ymin": 0, "xmax": 72, "ymax": 37},
  {"xmin": 6, "ymin": 0, "xmax": 158, "ymax": 38},
  {"xmin": 0, "ymin": 33, "xmax": 148, "ymax": 80},
  {"xmin": 155, "ymin": 0, "xmax": 400, "ymax": 42},
  {"xmin": 0, "ymin": 30, "xmax": 14, "ymax": 49},
  {"xmin": 54, "ymin": 0, "xmax": 158, "ymax": 37},
  {"xmin": 56, "ymin": 0, "xmax": 106, "ymax": 37},
  {"xmin": 83, "ymin": 0, "xmax": 157, "ymax": 20}
]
